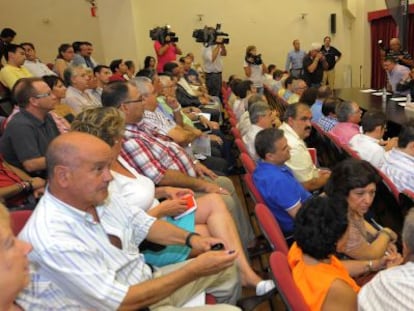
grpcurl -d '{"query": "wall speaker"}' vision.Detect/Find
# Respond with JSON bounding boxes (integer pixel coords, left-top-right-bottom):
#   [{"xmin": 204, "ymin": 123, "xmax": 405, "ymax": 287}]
[{"xmin": 330, "ymin": 13, "xmax": 336, "ymax": 34}]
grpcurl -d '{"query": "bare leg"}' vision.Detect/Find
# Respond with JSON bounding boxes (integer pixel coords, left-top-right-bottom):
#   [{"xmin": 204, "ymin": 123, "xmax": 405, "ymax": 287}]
[{"xmin": 194, "ymin": 193, "xmax": 262, "ymax": 288}]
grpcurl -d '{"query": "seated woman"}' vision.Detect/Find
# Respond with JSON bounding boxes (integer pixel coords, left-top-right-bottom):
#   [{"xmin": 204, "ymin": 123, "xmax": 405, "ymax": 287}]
[
  {"xmin": 54, "ymin": 44, "xmax": 74, "ymax": 80},
  {"xmin": 71, "ymin": 106, "xmax": 275, "ymax": 296},
  {"xmin": 324, "ymin": 159, "xmax": 399, "ymax": 260},
  {"xmin": 0, "ymin": 157, "xmax": 45, "ymax": 210},
  {"xmin": 0, "ymin": 203, "xmax": 32, "ymax": 310},
  {"xmin": 288, "ymin": 195, "xmax": 360, "ymax": 310}
]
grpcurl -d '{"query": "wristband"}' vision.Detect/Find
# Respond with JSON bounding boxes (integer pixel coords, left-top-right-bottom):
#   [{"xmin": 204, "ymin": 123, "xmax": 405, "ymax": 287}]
[
  {"xmin": 367, "ymin": 260, "xmax": 374, "ymax": 273},
  {"xmin": 380, "ymin": 228, "xmax": 395, "ymax": 242},
  {"xmin": 173, "ymin": 105, "xmax": 181, "ymax": 112},
  {"xmin": 185, "ymin": 232, "xmax": 200, "ymax": 248}
]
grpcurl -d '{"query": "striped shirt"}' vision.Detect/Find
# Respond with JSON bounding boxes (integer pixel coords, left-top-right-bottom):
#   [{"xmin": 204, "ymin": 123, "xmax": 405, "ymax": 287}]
[
  {"xmin": 16, "ymin": 190, "xmax": 156, "ymax": 310},
  {"xmin": 381, "ymin": 148, "xmax": 414, "ymax": 192}
]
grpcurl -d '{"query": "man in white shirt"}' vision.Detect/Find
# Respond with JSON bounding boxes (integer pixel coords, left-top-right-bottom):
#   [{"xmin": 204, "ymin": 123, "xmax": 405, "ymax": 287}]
[
  {"xmin": 21, "ymin": 42, "xmax": 56, "ymax": 77},
  {"xmin": 349, "ymin": 111, "xmax": 397, "ymax": 168},
  {"xmin": 202, "ymin": 37, "xmax": 227, "ymax": 98},
  {"xmin": 17, "ymin": 132, "xmax": 241, "ymax": 310},
  {"xmin": 279, "ymin": 103, "xmax": 331, "ymax": 191}
]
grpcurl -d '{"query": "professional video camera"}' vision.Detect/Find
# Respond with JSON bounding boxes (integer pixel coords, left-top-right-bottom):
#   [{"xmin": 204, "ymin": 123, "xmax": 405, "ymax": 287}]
[
  {"xmin": 245, "ymin": 53, "xmax": 263, "ymax": 65},
  {"xmin": 149, "ymin": 25, "xmax": 178, "ymax": 45},
  {"xmin": 192, "ymin": 24, "xmax": 229, "ymax": 47}
]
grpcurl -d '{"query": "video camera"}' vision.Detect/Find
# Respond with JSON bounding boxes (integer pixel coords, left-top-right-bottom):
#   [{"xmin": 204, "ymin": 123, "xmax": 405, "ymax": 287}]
[
  {"xmin": 245, "ymin": 53, "xmax": 263, "ymax": 65},
  {"xmin": 192, "ymin": 24, "xmax": 229, "ymax": 47},
  {"xmin": 149, "ymin": 25, "xmax": 179, "ymax": 45}
]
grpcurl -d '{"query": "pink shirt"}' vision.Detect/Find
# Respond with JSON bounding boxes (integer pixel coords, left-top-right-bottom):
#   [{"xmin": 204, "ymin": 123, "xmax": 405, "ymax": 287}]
[
  {"xmin": 154, "ymin": 41, "xmax": 178, "ymax": 73},
  {"xmin": 330, "ymin": 122, "xmax": 360, "ymax": 145}
]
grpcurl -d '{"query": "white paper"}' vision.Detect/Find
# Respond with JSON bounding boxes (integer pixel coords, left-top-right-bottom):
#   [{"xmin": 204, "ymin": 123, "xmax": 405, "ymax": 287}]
[
  {"xmin": 182, "ymin": 292, "xmax": 206, "ymax": 307},
  {"xmin": 198, "ymin": 112, "xmax": 211, "ymax": 121},
  {"xmin": 390, "ymin": 97, "xmax": 409, "ymax": 102},
  {"xmin": 360, "ymin": 89, "xmax": 376, "ymax": 93},
  {"xmin": 372, "ymin": 92, "xmax": 392, "ymax": 96}
]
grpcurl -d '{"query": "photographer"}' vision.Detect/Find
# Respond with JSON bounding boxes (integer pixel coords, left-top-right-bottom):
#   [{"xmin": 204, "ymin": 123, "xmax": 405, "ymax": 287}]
[
  {"xmin": 153, "ymin": 30, "xmax": 182, "ymax": 73},
  {"xmin": 243, "ymin": 45, "xmax": 266, "ymax": 94},
  {"xmin": 303, "ymin": 42, "xmax": 328, "ymax": 88},
  {"xmin": 380, "ymin": 38, "xmax": 414, "ymax": 69},
  {"xmin": 202, "ymin": 35, "xmax": 227, "ymax": 98}
]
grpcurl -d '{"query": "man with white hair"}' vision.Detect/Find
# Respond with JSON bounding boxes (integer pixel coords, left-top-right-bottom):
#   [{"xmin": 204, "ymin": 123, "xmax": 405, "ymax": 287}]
[{"xmin": 302, "ymin": 42, "xmax": 328, "ymax": 88}]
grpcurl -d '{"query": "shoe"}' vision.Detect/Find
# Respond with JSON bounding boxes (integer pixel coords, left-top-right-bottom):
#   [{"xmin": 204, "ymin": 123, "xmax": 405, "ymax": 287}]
[{"xmin": 256, "ymin": 280, "xmax": 275, "ymax": 296}]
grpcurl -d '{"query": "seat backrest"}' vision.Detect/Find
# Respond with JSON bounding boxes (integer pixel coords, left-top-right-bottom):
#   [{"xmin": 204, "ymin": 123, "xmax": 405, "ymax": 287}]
[
  {"xmin": 240, "ymin": 152, "xmax": 256, "ymax": 174},
  {"xmin": 255, "ymin": 203, "xmax": 289, "ymax": 254},
  {"xmin": 341, "ymin": 144, "xmax": 361, "ymax": 160},
  {"xmin": 10, "ymin": 210, "xmax": 33, "ymax": 236},
  {"xmin": 269, "ymin": 251, "xmax": 309, "ymax": 311},
  {"xmin": 243, "ymin": 173, "xmax": 265, "ymax": 204},
  {"xmin": 231, "ymin": 127, "xmax": 241, "ymax": 140},
  {"xmin": 263, "ymin": 85, "xmax": 287, "ymax": 117}
]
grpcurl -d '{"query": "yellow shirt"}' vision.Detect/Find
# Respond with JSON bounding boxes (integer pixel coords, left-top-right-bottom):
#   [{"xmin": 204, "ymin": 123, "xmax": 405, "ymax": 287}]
[{"xmin": 0, "ymin": 64, "xmax": 33, "ymax": 89}]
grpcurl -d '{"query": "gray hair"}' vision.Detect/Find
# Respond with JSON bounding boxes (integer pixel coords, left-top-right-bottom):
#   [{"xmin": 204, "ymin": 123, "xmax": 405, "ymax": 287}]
[
  {"xmin": 282, "ymin": 102, "xmax": 308, "ymax": 122},
  {"xmin": 63, "ymin": 65, "xmax": 86, "ymax": 86},
  {"xmin": 335, "ymin": 100, "xmax": 355, "ymax": 122},
  {"xmin": 132, "ymin": 76, "xmax": 152, "ymax": 96},
  {"xmin": 249, "ymin": 101, "xmax": 270, "ymax": 124},
  {"xmin": 403, "ymin": 209, "xmax": 414, "ymax": 254},
  {"xmin": 159, "ymin": 75, "xmax": 172, "ymax": 87}
]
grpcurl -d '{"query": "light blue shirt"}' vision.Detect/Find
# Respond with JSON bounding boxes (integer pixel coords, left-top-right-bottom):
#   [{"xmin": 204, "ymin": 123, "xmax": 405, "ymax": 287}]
[
  {"xmin": 17, "ymin": 189, "xmax": 156, "ymax": 310},
  {"xmin": 311, "ymin": 99, "xmax": 323, "ymax": 122},
  {"xmin": 285, "ymin": 50, "xmax": 306, "ymax": 71}
]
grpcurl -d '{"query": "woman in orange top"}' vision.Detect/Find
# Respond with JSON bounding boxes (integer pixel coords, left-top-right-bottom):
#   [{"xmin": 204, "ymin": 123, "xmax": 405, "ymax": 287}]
[{"xmin": 288, "ymin": 196, "xmax": 360, "ymax": 311}]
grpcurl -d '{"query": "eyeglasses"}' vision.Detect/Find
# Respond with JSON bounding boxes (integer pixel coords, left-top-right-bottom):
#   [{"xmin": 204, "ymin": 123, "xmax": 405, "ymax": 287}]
[
  {"xmin": 34, "ymin": 92, "xmax": 52, "ymax": 98},
  {"xmin": 123, "ymin": 96, "xmax": 145, "ymax": 104}
]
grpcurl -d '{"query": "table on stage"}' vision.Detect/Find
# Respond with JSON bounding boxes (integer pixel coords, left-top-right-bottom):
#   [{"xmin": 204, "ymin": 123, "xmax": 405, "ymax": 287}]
[{"xmin": 334, "ymin": 88, "xmax": 414, "ymax": 137}]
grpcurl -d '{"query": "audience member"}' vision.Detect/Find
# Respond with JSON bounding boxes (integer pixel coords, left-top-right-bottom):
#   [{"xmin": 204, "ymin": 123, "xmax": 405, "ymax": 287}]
[
  {"xmin": 71, "ymin": 41, "xmax": 97, "ymax": 69},
  {"xmin": 277, "ymin": 75, "xmax": 295, "ymax": 100},
  {"xmin": 381, "ymin": 120, "xmax": 414, "ymax": 192},
  {"xmin": 109, "ymin": 59, "xmax": 128, "ymax": 82},
  {"xmin": 298, "ymin": 86, "xmax": 318, "ymax": 107},
  {"xmin": 71, "ymin": 106, "xmax": 274, "ymax": 296},
  {"xmin": 310, "ymin": 85, "xmax": 332, "ymax": 122},
  {"xmin": 202, "ymin": 37, "xmax": 227, "ymax": 97},
  {"xmin": 143, "ymin": 55, "xmax": 157, "ymax": 74},
  {"xmin": 242, "ymin": 101, "xmax": 274, "ymax": 160},
  {"xmin": 330, "ymin": 100, "xmax": 362, "ymax": 145},
  {"xmin": 383, "ymin": 56, "xmax": 410, "ymax": 95},
  {"xmin": 89, "ymin": 64, "xmax": 111, "ymax": 102},
  {"xmin": 279, "ymin": 103, "xmax": 331, "ymax": 191},
  {"xmin": 232, "ymin": 80, "xmax": 255, "ymax": 120},
  {"xmin": 264, "ymin": 64, "xmax": 276, "ymax": 80},
  {"xmin": 0, "ymin": 203, "xmax": 32, "ymax": 309},
  {"xmin": 244, "ymin": 45, "xmax": 266, "ymax": 93},
  {"xmin": 180, "ymin": 55, "xmax": 202, "ymax": 86},
  {"xmin": 101, "ymin": 81, "xmax": 255, "ymax": 251},
  {"xmin": 321, "ymin": 36, "xmax": 342, "ymax": 89},
  {"xmin": 0, "ymin": 44, "xmax": 32, "ymax": 89},
  {"xmin": 396, "ymin": 67, "xmax": 414, "ymax": 98},
  {"xmin": 349, "ymin": 111, "xmax": 397, "ymax": 168},
  {"xmin": 0, "ymin": 27, "xmax": 16, "ymax": 67},
  {"xmin": 238, "ymin": 93, "xmax": 266, "ymax": 136},
  {"xmin": 0, "ymin": 78, "xmax": 59, "ymax": 178},
  {"xmin": 253, "ymin": 128, "xmax": 311, "ymax": 238},
  {"xmin": 288, "ymin": 196, "xmax": 360, "ymax": 310},
  {"xmin": 285, "ymin": 39, "xmax": 306, "ymax": 78},
  {"xmin": 316, "ymin": 96, "xmax": 340, "ymax": 132},
  {"xmin": 54, "ymin": 43, "xmax": 74, "ymax": 79},
  {"xmin": 287, "ymin": 79, "xmax": 307, "ymax": 104},
  {"xmin": 325, "ymin": 159, "xmax": 400, "ymax": 260},
  {"xmin": 381, "ymin": 37, "xmax": 414, "ymax": 69},
  {"xmin": 125, "ymin": 60, "xmax": 136, "ymax": 79},
  {"xmin": 63, "ymin": 65, "xmax": 101, "ymax": 114},
  {"xmin": 358, "ymin": 208, "xmax": 414, "ymax": 310},
  {"xmin": 154, "ymin": 33, "xmax": 182, "ymax": 73},
  {"xmin": 303, "ymin": 42, "xmax": 328, "ymax": 88},
  {"xmin": 17, "ymin": 132, "xmax": 241, "ymax": 310},
  {"xmin": 265, "ymin": 69, "xmax": 285, "ymax": 94},
  {"xmin": 21, "ymin": 42, "xmax": 56, "ymax": 77}
]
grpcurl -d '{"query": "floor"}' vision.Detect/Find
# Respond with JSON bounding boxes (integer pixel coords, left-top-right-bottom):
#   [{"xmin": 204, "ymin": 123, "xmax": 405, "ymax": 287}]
[{"xmin": 229, "ymin": 175, "xmax": 285, "ymax": 311}]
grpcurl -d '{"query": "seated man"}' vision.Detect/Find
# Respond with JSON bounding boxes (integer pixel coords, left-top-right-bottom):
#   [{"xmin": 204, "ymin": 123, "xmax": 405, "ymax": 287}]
[
  {"xmin": 101, "ymin": 81, "xmax": 256, "ymax": 251},
  {"xmin": 286, "ymin": 79, "xmax": 307, "ymax": 104},
  {"xmin": 0, "ymin": 43, "xmax": 32, "ymax": 89},
  {"xmin": 0, "ymin": 77, "xmax": 59, "ymax": 177},
  {"xmin": 17, "ymin": 132, "xmax": 241, "ymax": 310},
  {"xmin": 242, "ymin": 101, "xmax": 274, "ymax": 160},
  {"xmin": 109, "ymin": 58, "xmax": 128, "ymax": 82},
  {"xmin": 381, "ymin": 120, "xmax": 414, "ymax": 192},
  {"xmin": 358, "ymin": 208, "xmax": 414, "ymax": 310},
  {"xmin": 310, "ymin": 85, "xmax": 332, "ymax": 122},
  {"xmin": 89, "ymin": 64, "xmax": 111, "ymax": 103},
  {"xmin": 253, "ymin": 128, "xmax": 311, "ymax": 237},
  {"xmin": 383, "ymin": 56, "xmax": 410, "ymax": 95},
  {"xmin": 316, "ymin": 96, "xmax": 340, "ymax": 132},
  {"xmin": 21, "ymin": 42, "xmax": 56, "ymax": 77},
  {"xmin": 350, "ymin": 111, "xmax": 397, "ymax": 168},
  {"xmin": 63, "ymin": 65, "xmax": 101, "ymax": 114},
  {"xmin": 330, "ymin": 100, "xmax": 362, "ymax": 145},
  {"xmin": 279, "ymin": 103, "xmax": 331, "ymax": 191}
]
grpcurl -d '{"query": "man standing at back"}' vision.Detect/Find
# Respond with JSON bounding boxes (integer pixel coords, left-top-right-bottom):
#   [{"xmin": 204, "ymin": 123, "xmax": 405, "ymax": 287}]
[
  {"xmin": 202, "ymin": 36, "xmax": 227, "ymax": 98},
  {"xmin": 320, "ymin": 36, "xmax": 342, "ymax": 89},
  {"xmin": 285, "ymin": 39, "xmax": 306, "ymax": 78}
]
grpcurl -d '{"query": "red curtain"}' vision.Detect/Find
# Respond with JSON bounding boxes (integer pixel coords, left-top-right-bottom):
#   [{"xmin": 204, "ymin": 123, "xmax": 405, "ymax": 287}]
[{"xmin": 368, "ymin": 5, "xmax": 414, "ymax": 89}]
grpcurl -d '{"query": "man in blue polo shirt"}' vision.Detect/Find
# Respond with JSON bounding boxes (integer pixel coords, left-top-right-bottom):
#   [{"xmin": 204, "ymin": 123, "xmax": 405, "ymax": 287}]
[{"xmin": 253, "ymin": 128, "xmax": 311, "ymax": 239}]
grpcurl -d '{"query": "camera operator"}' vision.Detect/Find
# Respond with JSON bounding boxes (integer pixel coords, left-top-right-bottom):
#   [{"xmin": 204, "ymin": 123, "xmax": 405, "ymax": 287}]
[
  {"xmin": 243, "ymin": 45, "xmax": 267, "ymax": 94},
  {"xmin": 303, "ymin": 42, "xmax": 328, "ymax": 88},
  {"xmin": 380, "ymin": 38, "xmax": 414, "ymax": 69},
  {"xmin": 154, "ymin": 32, "xmax": 182, "ymax": 73},
  {"xmin": 202, "ymin": 35, "xmax": 227, "ymax": 98}
]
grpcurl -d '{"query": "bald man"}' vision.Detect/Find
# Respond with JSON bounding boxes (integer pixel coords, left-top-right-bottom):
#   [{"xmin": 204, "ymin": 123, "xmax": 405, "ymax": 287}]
[
  {"xmin": 381, "ymin": 37, "xmax": 414, "ymax": 69},
  {"xmin": 17, "ymin": 132, "xmax": 240, "ymax": 310}
]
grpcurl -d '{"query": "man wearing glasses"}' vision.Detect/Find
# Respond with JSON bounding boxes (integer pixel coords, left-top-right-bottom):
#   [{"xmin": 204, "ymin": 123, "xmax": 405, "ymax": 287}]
[
  {"xmin": 0, "ymin": 77, "xmax": 59, "ymax": 178},
  {"xmin": 330, "ymin": 100, "xmax": 362, "ymax": 145}
]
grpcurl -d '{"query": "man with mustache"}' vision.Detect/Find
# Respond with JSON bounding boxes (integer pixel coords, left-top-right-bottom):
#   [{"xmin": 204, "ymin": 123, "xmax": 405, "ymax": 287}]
[{"xmin": 279, "ymin": 103, "xmax": 331, "ymax": 191}]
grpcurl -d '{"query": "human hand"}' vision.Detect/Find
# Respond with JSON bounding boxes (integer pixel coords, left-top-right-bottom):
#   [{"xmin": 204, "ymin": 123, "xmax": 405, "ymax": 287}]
[
  {"xmin": 166, "ymin": 96, "xmax": 180, "ymax": 110},
  {"xmin": 31, "ymin": 177, "xmax": 46, "ymax": 190},
  {"xmin": 186, "ymin": 250, "xmax": 238, "ymax": 277},
  {"xmin": 189, "ymin": 235, "xmax": 226, "ymax": 253},
  {"xmin": 201, "ymin": 181, "xmax": 230, "ymax": 195},
  {"xmin": 194, "ymin": 162, "xmax": 218, "ymax": 179},
  {"xmin": 207, "ymin": 121, "xmax": 220, "ymax": 130},
  {"xmin": 383, "ymin": 251, "xmax": 403, "ymax": 268},
  {"xmin": 156, "ymin": 199, "xmax": 189, "ymax": 217},
  {"xmin": 383, "ymin": 137, "xmax": 398, "ymax": 151},
  {"xmin": 33, "ymin": 187, "xmax": 45, "ymax": 199},
  {"xmin": 209, "ymin": 134, "xmax": 223, "ymax": 145}
]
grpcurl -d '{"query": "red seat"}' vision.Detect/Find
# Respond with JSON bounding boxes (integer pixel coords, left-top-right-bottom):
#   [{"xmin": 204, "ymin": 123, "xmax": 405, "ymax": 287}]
[
  {"xmin": 269, "ymin": 251, "xmax": 309, "ymax": 311},
  {"xmin": 240, "ymin": 152, "xmax": 256, "ymax": 174},
  {"xmin": 341, "ymin": 144, "xmax": 361, "ymax": 159},
  {"xmin": 231, "ymin": 127, "xmax": 241, "ymax": 140},
  {"xmin": 235, "ymin": 139, "xmax": 248, "ymax": 155},
  {"xmin": 255, "ymin": 203, "xmax": 289, "ymax": 255},
  {"xmin": 10, "ymin": 210, "xmax": 33, "ymax": 235},
  {"xmin": 243, "ymin": 173, "xmax": 265, "ymax": 204}
]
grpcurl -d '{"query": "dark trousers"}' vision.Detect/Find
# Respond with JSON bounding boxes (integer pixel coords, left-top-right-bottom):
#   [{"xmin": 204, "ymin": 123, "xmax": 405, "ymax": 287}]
[{"xmin": 205, "ymin": 72, "xmax": 222, "ymax": 99}]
